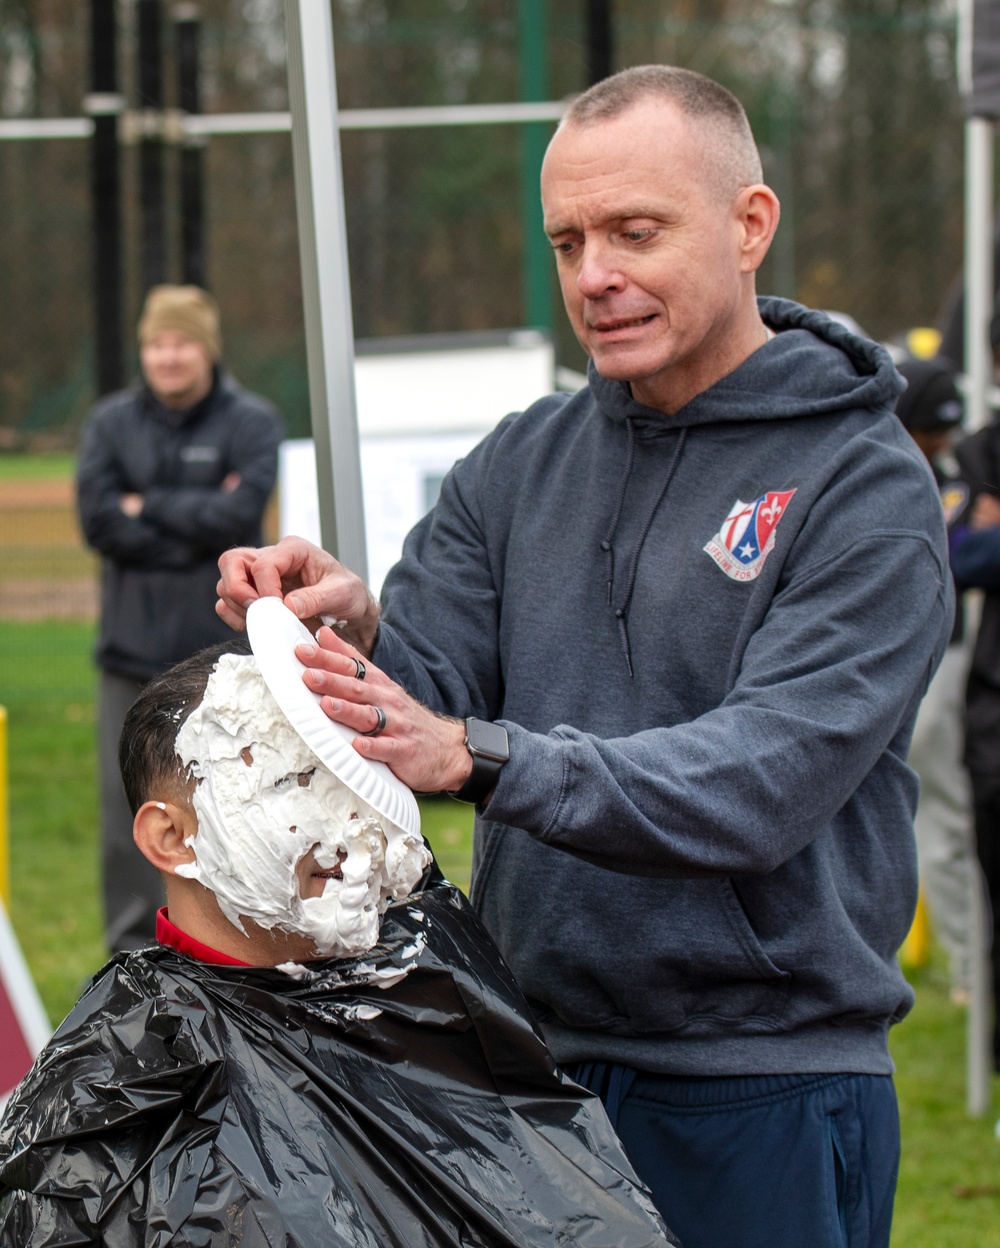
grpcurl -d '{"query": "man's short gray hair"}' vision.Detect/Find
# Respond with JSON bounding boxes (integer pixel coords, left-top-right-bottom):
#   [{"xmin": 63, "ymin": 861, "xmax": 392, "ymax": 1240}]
[{"xmin": 561, "ymin": 65, "xmax": 763, "ymax": 200}]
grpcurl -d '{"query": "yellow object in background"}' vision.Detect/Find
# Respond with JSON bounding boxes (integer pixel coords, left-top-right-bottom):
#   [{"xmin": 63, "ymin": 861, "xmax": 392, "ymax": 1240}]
[
  {"xmin": 905, "ymin": 327, "xmax": 943, "ymax": 361},
  {"xmin": 899, "ymin": 887, "xmax": 932, "ymax": 969},
  {"xmin": 0, "ymin": 706, "xmax": 7, "ymax": 908}
]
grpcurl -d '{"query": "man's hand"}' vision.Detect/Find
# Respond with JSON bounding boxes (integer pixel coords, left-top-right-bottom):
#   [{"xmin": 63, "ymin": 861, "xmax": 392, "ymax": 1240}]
[
  {"xmin": 296, "ymin": 627, "xmax": 474, "ymax": 794},
  {"xmin": 971, "ymin": 493, "xmax": 1000, "ymax": 531},
  {"xmin": 216, "ymin": 536, "xmax": 380, "ymax": 657},
  {"xmin": 120, "ymin": 493, "xmax": 144, "ymax": 517}
]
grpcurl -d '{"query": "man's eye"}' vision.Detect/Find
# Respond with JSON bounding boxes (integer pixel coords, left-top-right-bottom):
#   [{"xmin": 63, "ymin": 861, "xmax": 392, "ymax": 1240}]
[{"xmin": 622, "ymin": 229, "xmax": 654, "ymax": 242}]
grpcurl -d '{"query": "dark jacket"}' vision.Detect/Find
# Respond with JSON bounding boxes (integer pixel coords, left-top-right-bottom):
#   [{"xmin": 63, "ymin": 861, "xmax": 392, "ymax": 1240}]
[
  {"xmin": 76, "ymin": 372, "xmax": 282, "ymax": 681},
  {"xmin": 372, "ymin": 297, "xmax": 952, "ymax": 1078},
  {"xmin": 0, "ymin": 875, "xmax": 673, "ymax": 1247},
  {"xmin": 951, "ymin": 421, "xmax": 1000, "ymax": 773}
]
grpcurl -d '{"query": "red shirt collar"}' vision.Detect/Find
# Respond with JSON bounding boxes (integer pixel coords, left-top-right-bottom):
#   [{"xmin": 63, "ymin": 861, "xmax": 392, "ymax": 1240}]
[{"xmin": 156, "ymin": 907, "xmax": 251, "ymax": 966}]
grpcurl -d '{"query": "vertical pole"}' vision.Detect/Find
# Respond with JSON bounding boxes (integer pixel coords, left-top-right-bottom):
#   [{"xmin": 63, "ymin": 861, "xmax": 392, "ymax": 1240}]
[
  {"xmin": 957, "ymin": 0, "xmax": 997, "ymax": 1120},
  {"xmin": 175, "ymin": 4, "xmax": 206, "ymax": 288},
  {"xmin": 965, "ymin": 117, "xmax": 995, "ymax": 433},
  {"xmin": 283, "ymin": 0, "xmax": 368, "ymax": 577},
  {"xmin": 138, "ymin": 0, "xmax": 167, "ymax": 291},
  {"xmin": 518, "ymin": 0, "xmax": 552, "ymax": 332},
  {"xmin": 586, "ymin": 0, "xmax": 613, "ymax": 85},
  {"xmin": 86, "ymin": 0, "xmax": 124, "ymax": 395}
]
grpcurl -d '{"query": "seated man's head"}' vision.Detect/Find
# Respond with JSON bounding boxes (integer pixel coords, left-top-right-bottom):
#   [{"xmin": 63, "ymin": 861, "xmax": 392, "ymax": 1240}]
[{"xmin": 120, "ymin": 642, "xmax": 430, "ymax": 965}]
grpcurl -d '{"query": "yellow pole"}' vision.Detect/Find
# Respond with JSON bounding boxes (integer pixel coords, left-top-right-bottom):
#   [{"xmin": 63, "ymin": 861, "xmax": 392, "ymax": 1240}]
[
  {"xmin": 899, "ymin": 887, "xmax": 932, "ymax": 970},
  {"xmin": 0, "ymin": 706, "xmax": 8, "ymax": 909}
]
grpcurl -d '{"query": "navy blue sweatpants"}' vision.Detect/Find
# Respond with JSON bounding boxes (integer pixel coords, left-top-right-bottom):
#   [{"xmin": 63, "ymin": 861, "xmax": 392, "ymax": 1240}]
[{"xmin": 570, "ymin": 1066, "xmax": 900, "ymax": 1248}]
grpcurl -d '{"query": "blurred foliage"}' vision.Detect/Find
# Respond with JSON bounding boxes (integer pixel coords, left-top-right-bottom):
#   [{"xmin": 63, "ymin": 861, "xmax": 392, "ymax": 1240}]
[{"xmin": 0, "ymin": 0, "xmax": 966, "ymax": 443}]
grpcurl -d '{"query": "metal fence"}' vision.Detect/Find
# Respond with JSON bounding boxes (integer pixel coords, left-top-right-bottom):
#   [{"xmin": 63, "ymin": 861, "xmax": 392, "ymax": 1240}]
[{"xmin": 0, "ymin": 0, "xmax": 967, "ymax": 450}]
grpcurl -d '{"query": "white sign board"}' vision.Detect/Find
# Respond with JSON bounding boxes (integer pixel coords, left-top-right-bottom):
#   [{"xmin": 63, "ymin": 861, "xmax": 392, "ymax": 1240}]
[{"xmin": 280, "ymin": 332, "xmax": 557, "ymax": 596}]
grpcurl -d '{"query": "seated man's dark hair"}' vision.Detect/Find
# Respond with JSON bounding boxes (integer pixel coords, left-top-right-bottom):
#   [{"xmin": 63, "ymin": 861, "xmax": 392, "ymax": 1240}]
[{"xmin": 119, "ymin": 639, "xmax": 252, "ymax": 816}]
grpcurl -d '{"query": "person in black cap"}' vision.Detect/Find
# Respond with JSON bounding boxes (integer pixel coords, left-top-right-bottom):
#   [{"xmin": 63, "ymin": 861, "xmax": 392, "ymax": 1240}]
[
  {"xmin": 894, "ymin": 356, "xmax": 975, "ymax": 1003},
  {"xmin": 895, "ymin": 355, "xmax": 965, "ymax": 464}
]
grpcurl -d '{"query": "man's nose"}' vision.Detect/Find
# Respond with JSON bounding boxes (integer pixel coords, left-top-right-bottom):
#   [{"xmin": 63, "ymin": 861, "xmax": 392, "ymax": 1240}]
[{"xmin": 577, "ymin": 243, "xmax": 625, "ymax": 298}]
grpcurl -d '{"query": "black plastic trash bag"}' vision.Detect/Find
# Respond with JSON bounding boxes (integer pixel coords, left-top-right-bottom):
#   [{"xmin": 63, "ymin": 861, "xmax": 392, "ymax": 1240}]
[{"xmin": 0, "ymin": 870, "xmax": 677, "ymax": 1246}]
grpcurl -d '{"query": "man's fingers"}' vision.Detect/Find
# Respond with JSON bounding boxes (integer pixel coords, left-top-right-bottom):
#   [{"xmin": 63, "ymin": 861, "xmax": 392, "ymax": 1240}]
[
  {"xmin": 319, "ymin": 695, "xmax": 386, "ymax": 735},
  {"xmin": 217, "ymin": 548, "xmax": 266, "ymax": 608},
  {"xmin": 218, "ymin": 538, "xmax": 324, "ymax": 611},
  {"xmin": 215, "ymin": 596, "xmax": 249, "ymax": 632},
  {"xmin": 285, "ymin": 580, "xmax": 351, "ymax": 624},
  {"xmin": 301, "ymin": 661, "xmax": 381, "ymax": 704}
]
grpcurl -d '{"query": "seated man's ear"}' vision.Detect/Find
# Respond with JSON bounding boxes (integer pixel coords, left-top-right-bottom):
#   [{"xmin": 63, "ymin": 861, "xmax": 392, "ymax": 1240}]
[{"xmin": 134, "ymin": 800, "xmax": 197, "ymax": 873}]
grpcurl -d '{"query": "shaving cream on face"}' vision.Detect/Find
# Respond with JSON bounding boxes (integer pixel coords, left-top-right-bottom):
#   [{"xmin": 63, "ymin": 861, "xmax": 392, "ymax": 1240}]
[{"xmin": 174, "ymin": 654, "xmax": 430, "ymax": 957}]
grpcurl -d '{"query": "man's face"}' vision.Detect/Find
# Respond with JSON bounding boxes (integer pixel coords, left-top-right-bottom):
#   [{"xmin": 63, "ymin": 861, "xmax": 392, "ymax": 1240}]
[
  {"xmin": 140, "ymin": 330, "xmax": 213, "ymax": 408},
  {"xmin": 541, "ymin": 99, "xmax": 757, "ymax": 414},
  {"xmin": 174, "ymin": 655, "xmax": 429, "ymax": 958}
]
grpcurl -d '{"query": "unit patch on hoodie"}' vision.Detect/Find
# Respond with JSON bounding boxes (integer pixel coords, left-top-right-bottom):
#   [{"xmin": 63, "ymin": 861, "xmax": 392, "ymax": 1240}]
[{"xmin": 704, "ymin": 490, "xmax": 797, "ymax": 582}]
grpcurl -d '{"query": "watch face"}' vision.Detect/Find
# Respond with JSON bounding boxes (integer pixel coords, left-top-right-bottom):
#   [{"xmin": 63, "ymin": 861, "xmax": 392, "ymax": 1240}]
[{"xmin": 466, "ymin": 718, "xmax": 510, "ymax": 762}]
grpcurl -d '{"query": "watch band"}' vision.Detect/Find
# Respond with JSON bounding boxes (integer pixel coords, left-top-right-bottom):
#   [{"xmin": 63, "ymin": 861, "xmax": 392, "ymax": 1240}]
[
  {"xmin": 451, "ymin": 717, "xmax": 509, "ymax": 804},
  {"xmin": 451, "ymin": 751, "xmax": 505, "ymax": 804}
]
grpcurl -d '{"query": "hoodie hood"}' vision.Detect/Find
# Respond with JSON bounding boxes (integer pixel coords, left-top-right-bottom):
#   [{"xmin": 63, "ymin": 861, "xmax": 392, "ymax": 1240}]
[
  {"xmin": 590, "ymin": 296, "xmax": 904, "ymax": 431},
  {"xmin": 586, "ymin": 297, "xmax": 908, "ymax": 674}
]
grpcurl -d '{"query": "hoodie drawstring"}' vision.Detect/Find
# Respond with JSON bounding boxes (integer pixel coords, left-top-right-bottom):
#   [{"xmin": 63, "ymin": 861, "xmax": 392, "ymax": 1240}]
[
  {"xmin": 601, "ymin": 419, "xmax": 636, "ymax": 608},
  {"xmin": 601, "ymin": 422, "xmax": 688, "ymax": 677}
]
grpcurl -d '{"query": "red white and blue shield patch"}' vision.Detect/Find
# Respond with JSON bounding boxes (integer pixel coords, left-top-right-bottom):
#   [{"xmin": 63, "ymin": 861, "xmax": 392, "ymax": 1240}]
[{"xmin": 704, "ymin": 489, "xmax": 797, "ymax": 582}]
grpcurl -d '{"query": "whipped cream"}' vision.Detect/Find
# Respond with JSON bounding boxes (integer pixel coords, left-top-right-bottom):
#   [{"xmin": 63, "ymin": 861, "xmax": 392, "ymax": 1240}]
[{"xmin": 174, "ymin": 654, "xmax": 430, "ymax": 957}]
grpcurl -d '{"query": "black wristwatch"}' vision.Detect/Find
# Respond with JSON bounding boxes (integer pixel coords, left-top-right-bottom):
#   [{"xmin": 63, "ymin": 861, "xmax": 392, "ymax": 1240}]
[{"xmin": 451, "ymin": 717, "xmax": 509, "ymax": 804}]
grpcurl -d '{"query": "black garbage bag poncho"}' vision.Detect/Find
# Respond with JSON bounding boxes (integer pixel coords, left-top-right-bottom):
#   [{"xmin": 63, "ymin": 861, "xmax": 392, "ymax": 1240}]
[{"xmin": 0, "ymin": 872, "xmax": 677, "ymax": 1247}]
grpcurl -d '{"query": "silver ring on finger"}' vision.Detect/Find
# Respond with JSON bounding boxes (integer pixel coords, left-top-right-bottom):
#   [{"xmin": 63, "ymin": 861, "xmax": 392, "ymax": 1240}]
[
  {"xmin": 352, "ymin": 657, "xmax": 366, "ymax": 681},
  {"xmin": 362, "ymin": 706, "xmax": 387, "ymax": 737}
]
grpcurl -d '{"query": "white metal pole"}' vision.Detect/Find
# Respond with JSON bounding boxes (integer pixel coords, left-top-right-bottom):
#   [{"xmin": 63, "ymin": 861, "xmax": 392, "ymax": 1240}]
[
  {"xmin": 963, "ymin": 114, "xmax": 995, "ymax": 1114},
  {"xmin": 964, "ymin": 115, "xmax": 994, "ymax": 434},
  {"xmin": 283, "ymin": 0, "xmax": 367, "ymax": 577}
]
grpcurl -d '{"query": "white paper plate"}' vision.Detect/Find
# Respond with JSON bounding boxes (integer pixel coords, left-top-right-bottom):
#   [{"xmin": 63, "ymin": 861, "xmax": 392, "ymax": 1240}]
[{"xmin": 246, "ymin": 597, "xmax": 420, "ymax": 838}]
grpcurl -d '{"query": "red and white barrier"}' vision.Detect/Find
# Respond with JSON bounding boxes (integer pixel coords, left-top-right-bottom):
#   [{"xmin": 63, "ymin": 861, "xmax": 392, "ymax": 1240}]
[{"xmin": 0, "ymin": 899, "xmax": 50, "ymax": 1108}]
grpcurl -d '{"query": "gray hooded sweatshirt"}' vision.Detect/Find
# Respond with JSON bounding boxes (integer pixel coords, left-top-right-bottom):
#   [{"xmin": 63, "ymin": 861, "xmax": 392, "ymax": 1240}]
[{"xmin": 374, "ymin": 297, "xmax": 952, "ymax": 1077}]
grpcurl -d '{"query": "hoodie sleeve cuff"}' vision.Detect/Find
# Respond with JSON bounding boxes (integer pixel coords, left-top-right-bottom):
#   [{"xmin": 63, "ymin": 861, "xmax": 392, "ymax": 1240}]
[{"xmin": 483, "ymin": 721, "xmax": 568, "ymax": 839}]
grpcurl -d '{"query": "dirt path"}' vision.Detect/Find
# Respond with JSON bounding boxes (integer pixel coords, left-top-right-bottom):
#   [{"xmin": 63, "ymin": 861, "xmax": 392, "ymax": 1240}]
[
  {"xmin": 0, "ymin": 479, "xmax": 75, "ymax": 508},
  {"xmin": 1, "ymin": 475, "xmax": 97, "ymax": 620}
]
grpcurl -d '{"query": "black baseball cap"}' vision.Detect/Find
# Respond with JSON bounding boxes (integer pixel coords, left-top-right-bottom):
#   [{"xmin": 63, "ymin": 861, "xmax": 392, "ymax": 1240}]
[{"xmin": 894, "ymin": 357, "xmax": 964, "ymax": 434}]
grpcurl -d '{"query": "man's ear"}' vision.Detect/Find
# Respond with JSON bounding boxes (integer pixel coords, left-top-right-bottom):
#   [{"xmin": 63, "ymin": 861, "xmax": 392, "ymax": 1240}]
[
  {"xmin": 133, "ymin": 800, "xmax": 197, "ymax": 874},
  {"xmin": 735, "ymin": 184, "xmax": 780, "ymax": 274}
]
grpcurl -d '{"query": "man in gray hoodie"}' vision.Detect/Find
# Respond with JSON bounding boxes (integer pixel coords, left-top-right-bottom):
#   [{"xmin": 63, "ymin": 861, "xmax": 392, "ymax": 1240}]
[{"xmin": 218, "ymin": 67, "xmax": 951, "ymax": 1248}]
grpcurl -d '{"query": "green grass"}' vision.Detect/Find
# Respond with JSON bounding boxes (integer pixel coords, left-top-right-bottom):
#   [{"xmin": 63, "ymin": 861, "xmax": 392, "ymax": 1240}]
[
  {"xmin": 2, "ymin": 620, "xmax": 105, "ymax": 1023},
  {"xmin": 4, "ymin": 617, "xmax": 1000, "ymax": 1244},
  {"xmin": 0, "ymin": 451, "xmax": 76, "ymax": 480},
  {"xmin": 2, "ymin": 617, "xmax": 98, "ymax": 703},
  {"xmin": 891, "ymin": 961, "xmax": 1000, "ymax": 1244}
]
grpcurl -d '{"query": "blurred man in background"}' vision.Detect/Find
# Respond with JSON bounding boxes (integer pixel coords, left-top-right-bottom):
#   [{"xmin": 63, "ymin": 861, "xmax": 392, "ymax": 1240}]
[
  {"xmin": 76, "ymin": 284, "xmax": 282, "ymax": 952},
  {"xmin": 894, "ymin": 356, "xmax": 975, "ymax": 1003}
]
